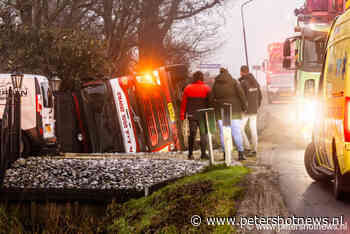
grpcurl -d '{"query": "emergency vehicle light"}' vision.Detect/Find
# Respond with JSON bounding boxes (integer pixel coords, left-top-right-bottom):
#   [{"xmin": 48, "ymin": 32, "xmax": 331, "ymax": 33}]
[
  {"xmin": 136, "ymin": 74, "xmax": 155, "ymax": 85},
  {"xmin": 153, "ymin": 70, "xmax": 161, "ymax": 85}
]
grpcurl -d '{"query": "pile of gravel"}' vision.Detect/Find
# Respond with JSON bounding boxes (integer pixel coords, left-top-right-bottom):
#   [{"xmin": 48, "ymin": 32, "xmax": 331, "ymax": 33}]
[{"xmin": 3, "ymin": 157, "xmax": 207, "ymax": 191}]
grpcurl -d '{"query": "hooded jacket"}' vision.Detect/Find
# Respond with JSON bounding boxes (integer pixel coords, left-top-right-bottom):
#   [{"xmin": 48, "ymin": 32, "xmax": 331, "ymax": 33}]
[
  {"xmin": 210, "ymin": 69, "xmax": 247, "ymax": 119},
  {"xmin": 180, "ymin": 80, "xmax": 211, "ymax": 120},
  {"xmin": 239, "ymin": 73, "xmax": 262, "ymax": 114}
]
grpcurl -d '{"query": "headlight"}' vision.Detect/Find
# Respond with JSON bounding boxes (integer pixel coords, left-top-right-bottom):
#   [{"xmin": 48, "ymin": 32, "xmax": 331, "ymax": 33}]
[
  {"xmin": 299, "ymin": 99, "xmax": 317, "ymax": 123},
  {"xmin": 77, "ymin": 133, "xmax": 83, "ymax": 142}
]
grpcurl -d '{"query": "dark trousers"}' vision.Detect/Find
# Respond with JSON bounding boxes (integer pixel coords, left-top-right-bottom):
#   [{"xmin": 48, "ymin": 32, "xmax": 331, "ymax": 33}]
[{"xmin": 188, "ymin": 119, "xmax": 207, "ymax": 155}]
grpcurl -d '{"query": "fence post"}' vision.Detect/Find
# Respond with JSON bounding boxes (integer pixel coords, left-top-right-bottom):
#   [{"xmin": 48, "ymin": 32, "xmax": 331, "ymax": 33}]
[
  {"xmin": 197, "ymin": 108, "xmax": 216, "ymax": 165},
  {"xmin": 221, "ymin": 103, "xmax": 233, "ymax": 166}
]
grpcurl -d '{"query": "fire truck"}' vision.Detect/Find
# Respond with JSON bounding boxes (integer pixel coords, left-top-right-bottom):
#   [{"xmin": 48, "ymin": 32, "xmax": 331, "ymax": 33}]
[
  {"xmin": 264, "ymin": 43, "xmax": 295, "ymax": 104},
  {"xmin": 76, "ymin": 65, "xmax": 188, "ymax": 153},
  {"xmin": 283, "ymin": 0, "xmax": 346, "ymax": 139}
]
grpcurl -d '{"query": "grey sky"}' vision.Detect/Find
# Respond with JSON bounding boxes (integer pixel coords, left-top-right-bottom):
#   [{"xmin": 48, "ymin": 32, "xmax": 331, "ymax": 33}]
[{"xmin": 202, "ymin": 0, "xmax": 304, "ymax": 78}]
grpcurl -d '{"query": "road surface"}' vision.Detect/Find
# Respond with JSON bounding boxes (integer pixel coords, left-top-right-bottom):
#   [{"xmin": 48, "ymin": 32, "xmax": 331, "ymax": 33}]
[{"xmin": 259, "ymin": 103, "xmax": 350, "ymax": 234}]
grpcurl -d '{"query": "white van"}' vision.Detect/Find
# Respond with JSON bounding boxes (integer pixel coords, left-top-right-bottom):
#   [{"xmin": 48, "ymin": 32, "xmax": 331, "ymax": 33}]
[{"xmin": 0, "ymin": 74, "xmax": 56, "ymax": 154}]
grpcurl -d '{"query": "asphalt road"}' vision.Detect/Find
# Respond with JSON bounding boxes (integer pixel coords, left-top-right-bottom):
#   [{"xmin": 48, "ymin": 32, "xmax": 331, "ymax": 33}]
[{"xmin": 259, "ymin": 103, "xmax": 350, "ymax": 234}]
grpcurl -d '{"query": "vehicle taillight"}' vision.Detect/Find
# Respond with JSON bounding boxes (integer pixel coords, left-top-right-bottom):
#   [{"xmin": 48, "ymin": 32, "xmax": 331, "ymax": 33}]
[
  {"xmin": 344, "ymin": 97, "xmax": 350, "ymax": 142},
  {"xmin": 36, "ymin": 94, "xmax": 42, "ymax": 115}
]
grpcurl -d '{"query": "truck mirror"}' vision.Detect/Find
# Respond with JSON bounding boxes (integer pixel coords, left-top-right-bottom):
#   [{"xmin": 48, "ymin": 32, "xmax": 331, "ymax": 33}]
[
  {"xmin": 283, "ymin": 39, "xmax": 291, "ymax": 57},
  {"xmin": 283, "ymin": 58, "xmax": 291, "ymax": 69}
]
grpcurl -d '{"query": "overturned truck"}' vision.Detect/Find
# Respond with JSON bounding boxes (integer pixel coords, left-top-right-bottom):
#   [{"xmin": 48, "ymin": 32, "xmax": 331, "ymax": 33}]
[{"xmin": 56, "ymin": 65, "xmax": 189, "ymax": 154}]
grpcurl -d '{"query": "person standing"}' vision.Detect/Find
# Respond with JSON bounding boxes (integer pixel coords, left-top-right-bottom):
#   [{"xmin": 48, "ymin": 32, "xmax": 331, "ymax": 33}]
[
  {"xmin": 180, "ymin": 71, "xmax": 211, "ymax": 159},
  {"xmin": 239, "ymin": 65, "xmax": 263, "ymax": 157},
  {"xmin": 210, "ymin": 68, "xmax": 248, "ymax": 161}
]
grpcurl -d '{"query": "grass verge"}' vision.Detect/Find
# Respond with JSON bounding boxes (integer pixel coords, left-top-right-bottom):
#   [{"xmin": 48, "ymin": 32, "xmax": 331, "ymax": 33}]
[{"xmin": 105, "ymin": 164, "xmax": 249, "ymax": 234}]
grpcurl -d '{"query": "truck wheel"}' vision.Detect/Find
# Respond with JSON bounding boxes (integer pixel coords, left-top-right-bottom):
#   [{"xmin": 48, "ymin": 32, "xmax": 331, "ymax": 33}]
[
  {"xmin": 20, "ymin": 134, "xmax": 31, "ymax": 157},
  {"xmin": 333, "ymin": 160, "xmax": 344, "ymax": 200},
  {"xmin": 304, "ymin": 143, "xmax": 331, "ymax": 181}
]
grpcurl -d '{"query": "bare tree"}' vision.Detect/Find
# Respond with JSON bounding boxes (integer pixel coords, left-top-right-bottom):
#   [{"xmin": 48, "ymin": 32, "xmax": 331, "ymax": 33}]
[
  {"xmin": 0, "ymin": 0, "xmax": 228, "ymax": 77},
  {"xmin": 137, "ymin": 0, "xmax": 225, "ymax": 69}
]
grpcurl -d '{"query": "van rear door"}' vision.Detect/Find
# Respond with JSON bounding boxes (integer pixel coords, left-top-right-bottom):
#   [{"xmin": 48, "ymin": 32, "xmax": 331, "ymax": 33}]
[{"xmin": 39, "ymin": 81, "xmax": 55, "ymax": 140}]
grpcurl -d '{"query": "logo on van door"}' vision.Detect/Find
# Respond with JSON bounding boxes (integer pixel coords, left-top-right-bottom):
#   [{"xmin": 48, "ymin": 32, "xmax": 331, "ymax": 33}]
[
  {"xmin": 0, "ymin": 80, "xmax": 28, "ymax": 100},
  {"xmin": 336, "ymin": 53, "xmax": 347, "ymax": 80}
]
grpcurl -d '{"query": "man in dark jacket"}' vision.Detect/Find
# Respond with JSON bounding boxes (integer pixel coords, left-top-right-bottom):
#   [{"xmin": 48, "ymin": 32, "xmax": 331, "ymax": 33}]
[
  {"xmin": 210, "ymin": 68, "xmax": 248, "ymax": 160},
  {"xmin": 239, "ymin": 65, "xmax": 263, "ymax": 157},
  {"xmin": 180, "ymin": 71, "xmax": 211, "ymax": 159}
]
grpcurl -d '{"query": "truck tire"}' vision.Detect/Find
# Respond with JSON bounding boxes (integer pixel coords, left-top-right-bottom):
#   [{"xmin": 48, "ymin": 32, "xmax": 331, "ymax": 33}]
[
  {"xmin": 333, "ymin": 158, "xmax": 345, "ymax": 200},
  {"xmin": 304, "ymin": 143, "xmax": 331, "ymax": 182}
]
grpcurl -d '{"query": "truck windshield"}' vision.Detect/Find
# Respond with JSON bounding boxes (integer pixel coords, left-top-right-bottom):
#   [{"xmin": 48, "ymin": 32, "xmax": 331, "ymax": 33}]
[
  {"xmin": 82, "ymin": 84, "xmax": 107, "ymax": 112},
  {"xmin": 303, "ymin": 38, "xmax": 326, "ymax": 67}
]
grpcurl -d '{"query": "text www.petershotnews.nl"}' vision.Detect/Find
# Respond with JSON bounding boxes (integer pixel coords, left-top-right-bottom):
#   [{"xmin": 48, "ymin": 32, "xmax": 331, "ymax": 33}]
[{"xmin": 190, "ymin": 215, "xmax": 348, "ymax": 232}]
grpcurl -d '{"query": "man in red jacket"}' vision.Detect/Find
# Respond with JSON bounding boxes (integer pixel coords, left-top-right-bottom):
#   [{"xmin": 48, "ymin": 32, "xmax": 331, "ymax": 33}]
[{"xmin": 180, "ymin": 71, "xmax": 211, "ymax": 159}]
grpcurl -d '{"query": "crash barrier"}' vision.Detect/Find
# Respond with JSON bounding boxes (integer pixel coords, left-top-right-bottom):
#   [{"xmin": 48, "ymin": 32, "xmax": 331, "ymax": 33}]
[
  {"xmin": 0, "ymin": 88, "xmax": 21, "ymax": 185},
  {"xmin": 197, "ymin": 108, "xmax": 216, "ymax": 165},
  {"xmin": 221, "ymin": 103, "xmax": 233, "ymax": 166}
]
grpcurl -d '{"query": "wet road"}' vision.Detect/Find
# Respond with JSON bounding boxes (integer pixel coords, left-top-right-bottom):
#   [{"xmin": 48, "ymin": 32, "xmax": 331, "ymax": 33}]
[{"xmin": 259, "ymin": 103, "xmax": 350, "ymax": 234}]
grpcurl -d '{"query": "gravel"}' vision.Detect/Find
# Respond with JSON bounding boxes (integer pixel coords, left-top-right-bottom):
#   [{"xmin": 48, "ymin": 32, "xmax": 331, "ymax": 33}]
[{"xmin": 3, "ymin": 157, "xmax": 207, "ymax": 191}]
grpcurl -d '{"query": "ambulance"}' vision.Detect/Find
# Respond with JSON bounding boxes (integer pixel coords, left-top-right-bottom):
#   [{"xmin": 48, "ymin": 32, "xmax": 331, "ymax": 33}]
[{"xmin": 304, "ymin": 3, "xmax": 350, "ymax": 199}]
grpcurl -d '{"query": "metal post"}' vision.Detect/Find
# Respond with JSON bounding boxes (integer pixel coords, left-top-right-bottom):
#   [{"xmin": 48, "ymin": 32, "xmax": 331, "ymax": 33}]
[
  {"xmin": 222, "ymin": 103, "xmax": 233, "ymax": 166},
  {"xmin": 241, "ymin": 0, "xmax": 254, "ymax": 68},
  {"xmin": 205, "ymin": 112, "xmax": 214, "ymax": 166},
  {"xmin": 197, "ymin": 108, "xmax": 216, "ymax": 166},
  {"xmin": 17, "ymin": 91, "xmax": 21, "ymax": 159},
  {"xmin": 10, "ymin": 88, "xmax": 15, "ymax": 161}
]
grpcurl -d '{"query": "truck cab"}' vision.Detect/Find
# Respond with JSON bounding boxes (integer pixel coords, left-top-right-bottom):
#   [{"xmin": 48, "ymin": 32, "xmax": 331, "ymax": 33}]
[{"xmin": 283, "ymin": 20, "xmax": 330, "ymax": 140}]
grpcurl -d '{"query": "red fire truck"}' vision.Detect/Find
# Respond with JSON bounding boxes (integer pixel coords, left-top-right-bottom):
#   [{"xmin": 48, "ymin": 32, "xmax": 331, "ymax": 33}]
[
  {"xmin": 77, "ymin": 65, "xmax": 188, "ymax": 153},
  {"xmin": 295, "ymin": 0, "xmax": 345, "ymax": 27},
  {"xmin": 264, "ymin": 43, "xmax": 295, "ymax": 104}
]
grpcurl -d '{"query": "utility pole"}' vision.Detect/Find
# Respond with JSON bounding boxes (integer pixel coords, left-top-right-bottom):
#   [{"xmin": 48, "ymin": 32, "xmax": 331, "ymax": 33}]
[{"xmin": 241, "ymin": 0, "xmax": 254, "ymax": 68}]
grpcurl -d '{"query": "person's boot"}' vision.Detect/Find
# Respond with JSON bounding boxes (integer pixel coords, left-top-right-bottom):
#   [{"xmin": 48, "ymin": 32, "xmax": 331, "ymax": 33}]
[
  {"xmin": 201, "ymin": 152, "xmax": 209, "ymax": 160},
  {"xmin": 238, "ymin": 151, "xmax": 246, "ymax": 161}
]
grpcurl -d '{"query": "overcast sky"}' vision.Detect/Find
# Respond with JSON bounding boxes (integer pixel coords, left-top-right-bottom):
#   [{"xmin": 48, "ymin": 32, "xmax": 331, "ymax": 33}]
[{"xmin": 201, "ymin": 0, "xmax": 304, "ymax": 78}]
